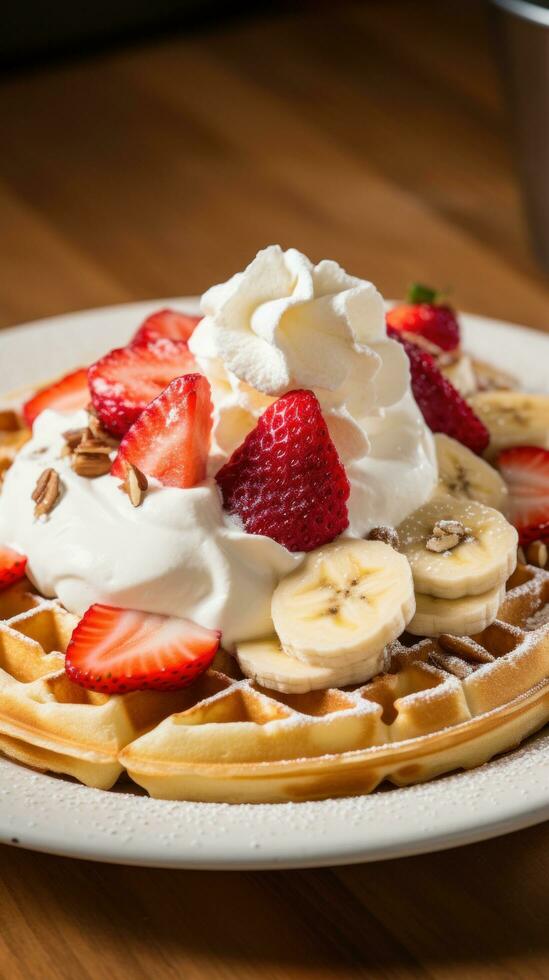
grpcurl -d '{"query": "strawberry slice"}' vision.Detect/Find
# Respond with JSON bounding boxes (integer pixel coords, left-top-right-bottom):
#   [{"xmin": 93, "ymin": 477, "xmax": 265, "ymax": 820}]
[
  {"xmin": 497, "ymin": 446, "xmax": 549, "ymax": 546},
  {"xmin": 23, "ymin": 368, "xmax": 89, "ymax": 428},
  {"xmin": 111, "ymin": 374, "xmax": 213, "ymax": 488},
  {"xmin": 389, "ymin": 328, "xmax": 489, "ymax": 455},
  {"xmin": 131, "ymin": 308, "xmax": 201, "ymax": 347},
  {"xmin": 88, "ymin": 339, "xmax": 198, "ymax": 437},
  {"xmin": 0, "ymin": 546, "xmax": 27, "ymax": 590},
  {"xmin": 216, "ymin": 389, "xmax": 350, "ymax": 552},
  {"xmin": 65, "ymin": 604, "xmax": 220, "ymax": 694},
  {"xmin": 386, "ymin": 283, "xmax": 460, "ymax": 352}
]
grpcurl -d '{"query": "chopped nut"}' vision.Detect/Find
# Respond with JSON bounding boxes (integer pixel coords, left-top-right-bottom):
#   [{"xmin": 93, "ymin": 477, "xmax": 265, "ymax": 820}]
[
  {"xmin": 429, "ymin": 649, "xmax": 473, "ymax": 679},
  {"xmin": 62, "ymin": 427, "xmax": 88, "ymax": 449},
  {"xmin": 368, "ymin": 525, "xmax": 400, "ymax": 550},
  {"xmin": 433, "ymin": 519, "xmax": 466, "ymax": 537},
  {"xmin": 119, "ymin": 462, "xmax": 148, "ymax": 507},
  {"xmin": 426, "ymin": 533, "xmax": 461, "ymax": 553},
  {"xmin": 32, "ymin": 468, "xmax": 61, "ymax": 517},
  {"xmin": 71, "ymin": 452, "xmax": 112, "ymax": 478},
  {"xmin": 75, "ymin": 437, "xmax": 113, "ymax": 456},
  {"xmin": 426, "ymin": 519, "xmax": 468, "ymax": 553},
  {"xmin": 526, "ymin": 540, "xmax": 548, "ymax": 569}
]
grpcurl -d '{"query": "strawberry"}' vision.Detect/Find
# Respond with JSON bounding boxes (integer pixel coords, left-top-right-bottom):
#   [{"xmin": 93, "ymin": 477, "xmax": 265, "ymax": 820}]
[
  {"xmin": 497, "ymin": 446, "xmax": 549, "ymax": 546},
  {"xmin": 216, "ymin": 389, "xmax": 350, "ymax": 552},
  {"xmin": 23, "ymin": 368, "xmax": 89, "ymax": 428},
  {"xmin": 386, "ymin": 283, "xmax": 460, "ymax": 352},
  {"xmin": 88, "ymin": 339, "xmax": 198, "ymax": 437},
  {"xmin": 131, "ymin": 308, "xmax": 201, "ymax": 347},
  {"xmin": 111, "ymin": 374, "xmax": 212, "ymax": 488},
  {"xmin": 389, "ymin": 328, "xmax": 489, "ymax": 455},
  {"xmin": 0, "ymin": 546, "xmax": 27, "ymax": 590},
  {"xmin": 65, "ymin": 604, "xmax": 220, "ymax": 694}
]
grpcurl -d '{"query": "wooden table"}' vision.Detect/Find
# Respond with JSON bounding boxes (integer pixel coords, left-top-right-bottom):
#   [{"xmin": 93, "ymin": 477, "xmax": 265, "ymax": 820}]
[{"xmin": 1, "ymin": 2, "xmax": 548, "ymax": 977}]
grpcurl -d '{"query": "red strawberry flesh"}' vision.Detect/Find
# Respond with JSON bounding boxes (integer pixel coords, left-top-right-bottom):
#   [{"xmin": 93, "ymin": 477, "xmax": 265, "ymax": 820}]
[
  {"xmin": 111, "ymin": 373, "xmax": 213, "ymax": 488},
  {"xmin": 88, "ymin": 338, "xmax": 198, "ymax": 437},
  {"xmin": 497, "ymin": 446, "xmax": 549, "ymax": 546},
  {"xmin": 65, "ymin": 604, "xmax": 220, "ymax": 694},
  {"xmin": 131, "ymin": 308, "xmax": 201, "ymax": 347},
  {"xmin": 0, "ymin": 546, "xmax": 27, "ymax": 590},
  {"xmin": 389, "ymin": 328, "xmax": 489, "ymax": 455},
  {"xmin": 23, "ymin": 368, "xmax": 90, "ymax": 428},
  {"xmin": 216, "ymin": 389, "xmax": 350, "ymax": 552},
  {"xmin": 386, "ymin": 284, "xmax": 460, "ymax": 353}
]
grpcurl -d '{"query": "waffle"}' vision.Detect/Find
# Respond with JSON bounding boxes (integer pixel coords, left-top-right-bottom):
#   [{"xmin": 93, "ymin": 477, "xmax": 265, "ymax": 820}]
[
  {"xmin": 0, "ymin": 411, "xmax": 30, "ymax": 481},
  {"xmin": 0, "ymin": 565, "xmax": 547, "ymax": 802}
]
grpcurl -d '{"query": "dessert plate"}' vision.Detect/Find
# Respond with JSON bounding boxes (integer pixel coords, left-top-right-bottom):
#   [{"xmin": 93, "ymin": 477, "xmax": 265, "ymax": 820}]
[{"xmin": 0, "ymin": 300, "xmax": 548, "ymax": 869}]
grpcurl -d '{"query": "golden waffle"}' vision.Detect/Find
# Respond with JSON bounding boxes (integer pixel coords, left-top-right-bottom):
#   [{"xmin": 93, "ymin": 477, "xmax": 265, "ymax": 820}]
[
  {"xmin": 0, "ymin": 580, "xmax": 213, "ymax": 789},
  {"xmin": 0, "ymin": 565, "xmax": 547, "ymax": 802},
  {"xmin": 0, "ymin": 411, "xmax": 30, "ymax": 481}
]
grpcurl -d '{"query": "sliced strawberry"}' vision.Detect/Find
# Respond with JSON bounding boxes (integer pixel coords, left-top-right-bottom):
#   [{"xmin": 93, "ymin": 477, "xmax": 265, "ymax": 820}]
[
  {"xmin": 0, "ymin": 546, "xmax": 27, "ymax": 590},
  {"xmin": 386, "ymin": 283, "xmax": 460, "ymax": 352},
  {"xmin": 389, "ymin": 328, "xmax": 489, "ymax": 455},
  {"xmin": 65, "ymin": 604, "xmax": 220, "ymax": 694},
  {"xmin": 23, "ymin": 368, "xmax": 89, "ymax": 428},
  {"xmin": 111, "ymin": 374, "xmax": 212, "ymax": 488},
  {"xmin": 131, "ymin": 308, "xmax": 201, "ymax": 347},
  {"xmin": 88, "ymin": 339, "xmax": 198, "ymax": 437},
  {"xmin": 216, "ymin": 389, "xmax": 350, "ymax": 552},
  {"xmin": 497, "ymin": 446, "xmax": 549, "ymax": 546}
]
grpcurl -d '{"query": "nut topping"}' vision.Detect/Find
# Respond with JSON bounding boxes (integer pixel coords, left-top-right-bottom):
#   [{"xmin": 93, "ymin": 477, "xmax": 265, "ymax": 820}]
[
  {"xmin": 119, "ymin": 462, "xmax": 148, "ymax": 507},
  {"xmin": 426, "ymin": 519, "xmax": 468, "ymax": 553},
  {"xmin": 32, "ymin": 468, "xmax": 61, "ymax": 518},
  {"xmin": 368, "ymin": 525, "xmax": 400, "ymax": 550},
  {"xmin": 62, "ymin": 421, "xmax": 117, "ymax": 478},
  {"xmin": 71, "ymin": 452, "xmax": 112, "ymax": 478}
]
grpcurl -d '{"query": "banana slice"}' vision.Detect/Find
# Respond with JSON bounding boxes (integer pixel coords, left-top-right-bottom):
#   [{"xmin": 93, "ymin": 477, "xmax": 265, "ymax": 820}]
[
  {"xmin": 398, "ymin": 497, "xmax": 517, "ymax": 600},
  {"xmin": 271, "ymin": 539, "xmax": 415, "ymax": 668},
  {"xmin": 407, "ymin": 583, "xmax": 506, "ymax": 637},
  {"xmin": 236, "ymin": 638, "xmax": 385, "ymax": 693},
  {"xmin": 434, "ymin": 433, "xmax": 508, "ymax": 512},
  {"xmin": 468, "ymin": 391, "xmax": 549, "ymax": 458},
  {"xmin": 440, "ymin": 353, "xmax": 477, "ymax": 397}
]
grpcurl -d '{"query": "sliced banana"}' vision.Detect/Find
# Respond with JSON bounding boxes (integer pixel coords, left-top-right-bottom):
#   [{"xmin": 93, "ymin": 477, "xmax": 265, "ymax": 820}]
[
  {"xmin": 398, "ymin": 497, "xmax": 517, "ymax": 600},
  {"xmin": 440, "ymin": 353, "xmax": 477, "ymax": 397},
  {"xmin": 468, "ymin": 391, "xmax": 549, "ymax": 458},
  {"xmin": 236, "ymin": 638, "xmax": 385, "ymax": 694},
  {"xmin": 271, "ymin": 539, "xmax": 415, "ymax": 668},
  {"xmin": 407, "ymin": 583, "xmax": 506, "ymax": 637},
  {"xmin": 433, "ymin": 433, "xmax": 508, "ymax": 512}
]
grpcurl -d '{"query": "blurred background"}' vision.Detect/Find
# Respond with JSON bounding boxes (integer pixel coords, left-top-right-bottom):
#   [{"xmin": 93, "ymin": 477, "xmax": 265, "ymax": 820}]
[{"xmin": 1, "ymin": 0, "xmax": 548, "ymax": 331}]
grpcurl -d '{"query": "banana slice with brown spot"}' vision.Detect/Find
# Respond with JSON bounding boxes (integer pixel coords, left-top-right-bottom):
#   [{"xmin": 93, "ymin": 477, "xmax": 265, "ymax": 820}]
[
  {"xmin": 469, "ymin": 391, "xmax": 549, "ymax": 458},
  {"xmin": 433, "ymin": 433, "xmax": 508, "ymax": 512},
  {"xmin": 398, "ymin": 497, "xmax": 517, "ymax": 600},
  {"xmin": 272, "ymin": 539, "xmax": 415, "ymax": 668}
]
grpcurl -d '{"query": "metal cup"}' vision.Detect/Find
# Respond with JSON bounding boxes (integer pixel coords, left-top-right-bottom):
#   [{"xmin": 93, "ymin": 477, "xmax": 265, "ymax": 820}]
[{"xmin": 491, "ymin": 0, "xmax": 549, "ymax": 273}]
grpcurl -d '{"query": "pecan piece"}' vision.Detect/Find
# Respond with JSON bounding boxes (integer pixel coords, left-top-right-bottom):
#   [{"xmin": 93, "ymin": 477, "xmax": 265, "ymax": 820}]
[
  {"xmin": 32, "ymin": 468, "xmax": 61, "ymax": 518},
  {"xmin": 119, "ymin": 462, "xmax": 148, "ymax": 507}
]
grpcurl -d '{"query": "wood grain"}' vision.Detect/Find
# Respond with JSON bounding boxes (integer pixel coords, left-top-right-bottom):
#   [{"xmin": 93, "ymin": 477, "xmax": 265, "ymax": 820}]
[{"xmin": 0, "ymin": 1, "xmax": 548, "ymax": 977}]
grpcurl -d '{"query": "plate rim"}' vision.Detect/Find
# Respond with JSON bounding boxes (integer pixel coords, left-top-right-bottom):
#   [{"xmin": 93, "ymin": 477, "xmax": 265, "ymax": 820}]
[{"xmin": 1, "ymin": 299, "xmax": 549, "ymax": 869}]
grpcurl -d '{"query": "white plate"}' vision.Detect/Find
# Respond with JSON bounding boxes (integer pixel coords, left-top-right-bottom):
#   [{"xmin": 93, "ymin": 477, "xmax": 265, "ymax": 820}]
[{"xmin": 0, "ymin": 300, "xmax": 548, "ymax": 869}]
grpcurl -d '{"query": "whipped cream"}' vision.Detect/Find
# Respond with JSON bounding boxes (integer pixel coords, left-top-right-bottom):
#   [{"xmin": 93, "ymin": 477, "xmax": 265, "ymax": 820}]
[
  {"xmin": 0, "ymin": 410, "xmax": 301, "ymax": 647},
  {"xmin": 0, "ymin": 247, "xmax": 437, "ymax": 647}
]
